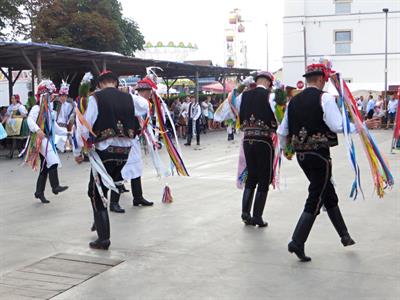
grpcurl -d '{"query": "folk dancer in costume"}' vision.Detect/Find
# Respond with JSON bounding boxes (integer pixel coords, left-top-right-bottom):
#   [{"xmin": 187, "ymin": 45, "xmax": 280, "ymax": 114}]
[
  {"xmin": 56, "ymin": 81, "xmax": 75, "ymax": 151},
  {"xmin": 26, "ymin": 80, "xmax": 69, "ymax": 204},
  {"xmin": 73, "ymin": 71, "xmax": 138, "ymax": 250},
  {"xmin": 236, "ymin": 71, "xmax": 277, "ymax": 227},
  {"xmin": 214, "ymin": 74, "xmax": 277, "ymax": 226},
  {"xmin": 184, "ymin": 96, "xmax": 202, "ymax": 146},
  {"xmin": 121, "ymin": 79, "xmax": 155, "ymax": 207},
  {"xmin": 277, "ymin": 64, "xmax": 356, "ymax": 262},
  {"xmin": 108, "ymin": 80, "xmax": 153, "ymax": 213}
]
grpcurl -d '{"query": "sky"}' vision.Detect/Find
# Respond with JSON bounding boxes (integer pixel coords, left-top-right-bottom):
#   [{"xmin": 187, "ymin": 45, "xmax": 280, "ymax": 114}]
[{"xmin": 119, "ymin": 0, "xmax": 284, "ymax": 71}]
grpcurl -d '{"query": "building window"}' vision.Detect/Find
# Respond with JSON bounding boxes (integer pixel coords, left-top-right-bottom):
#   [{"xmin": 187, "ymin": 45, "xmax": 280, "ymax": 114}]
[
  {"xmin": 335, "ymin": 0, "xmax": 351, "ymax": 14},
  {"xmin": 335, "ymin": 30, "xmax": 352, "ymax": 54}
]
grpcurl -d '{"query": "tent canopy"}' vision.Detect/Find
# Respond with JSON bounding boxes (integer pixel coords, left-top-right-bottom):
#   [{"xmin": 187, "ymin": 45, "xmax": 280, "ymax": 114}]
[
  {"xmin": 202, "ymin": 81, "xmax": 236, "ymax": 93},
  {"xmin": 0, "ymin": 42, "xmax": 256, "ymax": 79}
]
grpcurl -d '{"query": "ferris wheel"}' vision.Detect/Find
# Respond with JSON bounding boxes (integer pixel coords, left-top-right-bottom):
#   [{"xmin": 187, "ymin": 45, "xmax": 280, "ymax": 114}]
[
  {"xmin": 225, "ymin": 8, "xmax": 247, "ymax": 68},
  {"xmin": 136, "ymin": 41, "xmax": 198, "ymax": 62}
]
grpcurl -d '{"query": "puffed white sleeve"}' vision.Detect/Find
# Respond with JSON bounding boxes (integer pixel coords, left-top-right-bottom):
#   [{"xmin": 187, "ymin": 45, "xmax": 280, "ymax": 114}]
[
  {"xmin": 234, "ymin": 93, "xmax": 242, "ymax": 112},
  {"xmin": 27, "ymin": 105, "xmax": 40, "ymax": 133},
  {"xmin": 132, "ymin": 94, "xmax": 149, "ymax": 117},
  {"xmin": 277, "ymin": 109, "xmax": 289, "ymax": 148},
  {"xmin": 321, "ymin": 93, "xmax": 355, "ymax": 133},
  {"xmin": 19, "ymin": 105, "xmax": 28, "ymax": 116},
  {"xmin": 72, "ymin": 96, "xmax": 98, "ymax": 156},
  {"xmin": 269, "ymin": 93, "xmax": 276, "ymax": 113},
  {"xmin": 53, "ymin": 115, "xmax": 68, "ymax": 136}
]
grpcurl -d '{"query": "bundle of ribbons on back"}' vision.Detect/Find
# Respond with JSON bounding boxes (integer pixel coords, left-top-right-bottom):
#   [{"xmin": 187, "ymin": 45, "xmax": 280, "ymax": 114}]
[{"xmin": 330, "ymin": 72, "xmax": 394, "ymax": 198}]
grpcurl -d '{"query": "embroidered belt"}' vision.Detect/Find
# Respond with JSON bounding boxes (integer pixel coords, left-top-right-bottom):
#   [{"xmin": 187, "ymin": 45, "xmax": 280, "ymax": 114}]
[
  {"xmin": 290, "ymin": 133, "xmax": 338, "ymax": 151},
  {"xmin": 105, "ymin": 146, "xmax": 131, "ymax": 155},
  {"xmin": 243, "ymin": 129, "xmax": 274, "ymax": 138},
  {"xmin": 58, "ymin": 122, "xmax": 68, "ymax": 128}
]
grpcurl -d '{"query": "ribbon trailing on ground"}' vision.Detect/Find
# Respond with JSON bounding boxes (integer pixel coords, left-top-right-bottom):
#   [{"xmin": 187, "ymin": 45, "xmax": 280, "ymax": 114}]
[{"xmin": 330, "ymin": 73, "xmax": 394, "ymax": 198}]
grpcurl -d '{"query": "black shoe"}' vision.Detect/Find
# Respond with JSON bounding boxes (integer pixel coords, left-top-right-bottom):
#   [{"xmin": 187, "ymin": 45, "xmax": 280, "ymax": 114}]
[
  {"xmin": 52, "ymin": 185, "xmax": 68, "ymax": 195},
  {"xmin": 326, "ymin": 206, "xmax": 356, "ymax": 247},
  {"xmin": 289, "ymin": 212, "xmax": 316, "ymax": 262},
  {"xmin": 288, "ymin": 241, "xmax": 311, "ymax": 262},
  {"xmin": 34, "ymin": 192, "xmax": 50, "ymax": 204},
  {"xmin": 251, "ymin": 191, "xmax": 269, "ymax": 227},
  {"xmin": 241, "ymin": 188, "xmax": 255, "ymax": 223},
  {"xmin": 89, "ymin": 239, "xmax": 110, "ymax": 250},
  {"xmin": 131, "ymin": 177, "xmax": 153, "ymax": 207},
  {"xmin": 133, "ymin": 198, "xmax": 154, "ymax": 206},
  {"xmin": 91, "ymin": 209, "xmax": 110, "ymax": 250},
  {"xmin": 341, "ymin": 234, "xmax": 356, "ymax": 247},
  {"xmin": 184, "ymin": 143, "xmax": 191, "ymax": 146},
  {"xmin": 247, "ymin": 217, "xmax": 268, "ymax": 227},
  {"xmin": 48, "ymin": 166, "xmax": 68, "ymax": 195},
  {"xmin": 196, "ymin": 142, "xmax": 200, "ymax": 146},
  {"xmin": 118, "ymin": 184, "xmax": 129, "ymax": 193},
  {"xmin": 35, "ymin": 172, "xmax": 49, "ymax": 203},
  {"xmin": 110, "ymin": 202, "xmax": 125, "ymax": 213}
]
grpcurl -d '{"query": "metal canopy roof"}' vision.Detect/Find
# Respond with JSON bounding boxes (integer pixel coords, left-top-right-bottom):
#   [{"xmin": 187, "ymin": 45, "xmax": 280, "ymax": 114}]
[{"xmin": 0, "ymin": 42, "xmax": 256, "ymax": 79}]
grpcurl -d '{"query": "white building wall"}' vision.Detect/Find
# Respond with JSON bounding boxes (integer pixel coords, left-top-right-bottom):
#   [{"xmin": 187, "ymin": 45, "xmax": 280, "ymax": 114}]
[{"xmin": 283, "ymin": 0, "xmax": 400, "ymax": 87}]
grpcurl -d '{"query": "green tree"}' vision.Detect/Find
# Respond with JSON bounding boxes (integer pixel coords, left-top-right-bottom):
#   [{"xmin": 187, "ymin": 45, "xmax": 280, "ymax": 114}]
[
  {"xmin": 32, "ymin": 0, "xmax": 144, "ymax": 55},
  {"xmin": 0, "ymin": 0, "xmax": 24, "ymax": 39}
]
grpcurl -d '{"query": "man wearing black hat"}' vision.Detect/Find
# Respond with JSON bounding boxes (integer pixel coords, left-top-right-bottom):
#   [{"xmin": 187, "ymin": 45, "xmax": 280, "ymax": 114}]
[
  {"xmin": 74, "ymin": 70, "xmax": 138, "ymax": 250},
  {"xmin": 119, "ymin": 79, "xmax": 154, "ymax": 208},
  {"xmin": 277, "ymin": 64, "xmax": 355, "ymax": 262},
  {"xmin": 238, "ymin": 71, "xmax": 277, "ymax": 227}
]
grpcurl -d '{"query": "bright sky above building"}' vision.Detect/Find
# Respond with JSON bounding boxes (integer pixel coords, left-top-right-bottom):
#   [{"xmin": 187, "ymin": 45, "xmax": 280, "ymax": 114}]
[{"xmin": 120, "ymin": 0, "xmax": 284, "ymax": 71}]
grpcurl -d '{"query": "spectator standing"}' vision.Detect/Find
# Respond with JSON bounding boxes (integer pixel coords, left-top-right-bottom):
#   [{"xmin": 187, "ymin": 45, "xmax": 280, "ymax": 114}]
[
  {"xmin": 366, "ymin": 95, "xmax": 376, "ymax": 119},
  {"xmin": 207, "ymin": 97, "xmax": 214, "ymax": 130},
  {"xmin": 386, "ymin": 96, "xmax": 398, "ymax": 129},
  {"xmin": 184, "ymin": 96, "xmax": 201, "ymax": 146}
]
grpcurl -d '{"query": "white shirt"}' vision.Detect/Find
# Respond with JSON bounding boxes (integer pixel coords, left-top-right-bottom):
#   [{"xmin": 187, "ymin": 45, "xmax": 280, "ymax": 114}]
[
  {"xmin": 27, "ymin": 104, "xmax": 67, "ymax": 136},
  {"xmin": 201, "ymin": 101, "xmax": 209, "ymax": 117},
  {"xmin": 73, "ymin": 92, "xmax": 148, "ymax": 156},
  {"xmin": 6, "ymin": 103, "xmax": 27, "ymax": 117},
  {"xmin": 189, "ymin": 102, "xmax": 201, "ymax": 120},
  {"xmin": 57, "ymin": 101, "xmax": 74, "ymax": 124},
  {"xmin": 388, "ymin": 99, "xmax": 398, "ymax": 114},
  {"xmin": 366, "ymin": 99, "xmax": 376, "ymax": 112},
  {"xmin": 180, "ymin": 101, "xmax": 190, "ymax": 118},
  {"xmin": 277, "ymin": 86, "xmax": 354, "ymax": 148}
]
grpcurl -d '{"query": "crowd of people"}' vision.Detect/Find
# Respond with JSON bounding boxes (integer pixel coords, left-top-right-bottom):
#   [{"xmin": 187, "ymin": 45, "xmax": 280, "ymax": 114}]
[{"xmin": 356, "ymin": 94, "xmax": 398, "ymax": 128}]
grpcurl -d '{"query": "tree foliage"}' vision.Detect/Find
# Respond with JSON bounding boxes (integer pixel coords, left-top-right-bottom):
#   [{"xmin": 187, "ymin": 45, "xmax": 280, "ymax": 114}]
[
  {"xmin": 0, "ymin": 0, "xmax": 24, "ymax": 39},
  {"xmin": 32, "ymin": 0, "xmax": 145, "ymax": 55}
]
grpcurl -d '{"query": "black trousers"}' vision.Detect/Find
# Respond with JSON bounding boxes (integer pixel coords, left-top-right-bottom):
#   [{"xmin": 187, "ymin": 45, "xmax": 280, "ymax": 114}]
[
  {"xmin": 243, "ymin": 140, "xmax": 274, "ymax": 193},
  {"xmin": 187, "ymin": 118, "xmax": 200, "ymax": 145},
  {"xmin": 296, "ymin": 149, "xmax": 339, "ymax": 215},
  {"xmin": 88, "ymin": 150, "xmax": 129, "ymax": 212},
  {"xmin": 36, "ymin": 154, "xmax": 58, "ymax": 193}
]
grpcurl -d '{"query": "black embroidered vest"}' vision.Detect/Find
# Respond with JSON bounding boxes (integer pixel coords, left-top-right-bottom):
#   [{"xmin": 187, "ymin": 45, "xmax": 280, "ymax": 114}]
[
  {"xmin": 92, "ymin": 87, "xmax": 136, "ymax": 143},
  {"xmin": 287, "ymin": 87, "xmax": 338, "ymax": 151},
  {"xmin": 239, "ymin": 87, "xmax": 277, "ymax": 141}
]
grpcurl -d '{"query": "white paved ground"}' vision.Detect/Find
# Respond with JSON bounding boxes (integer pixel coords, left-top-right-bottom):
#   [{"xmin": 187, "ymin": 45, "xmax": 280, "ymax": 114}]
[{"xmin": 0, "ymin": 130, "xmax": 398, "ymax": 299}]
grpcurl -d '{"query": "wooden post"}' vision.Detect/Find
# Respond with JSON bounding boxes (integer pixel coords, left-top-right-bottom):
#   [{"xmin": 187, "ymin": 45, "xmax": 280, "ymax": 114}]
[
  {"xmin": 195, "ymin": 71, "xmax": 199, "ymax": 103},
  {"xmin": 36, "ymin": 51, "xmax": 42, "ymax": 83},
  {"xmin": 31, "ymin": 71, "xmax": 35, "ymax": 92},
  {"xmin": 8, "ymin": 68, "xmax": 13, "ymax": 104}
]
